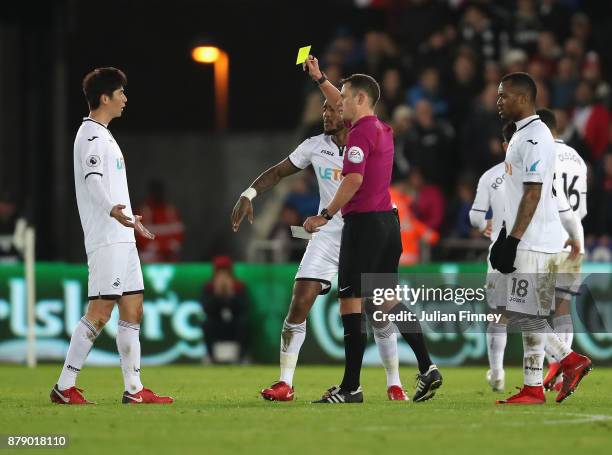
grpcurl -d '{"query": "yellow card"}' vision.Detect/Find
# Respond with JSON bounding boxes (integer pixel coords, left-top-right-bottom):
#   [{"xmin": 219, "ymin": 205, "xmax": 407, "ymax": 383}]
[{"xmin": 296, "ymin": 45, "xmax": 312, "ymax": 65}]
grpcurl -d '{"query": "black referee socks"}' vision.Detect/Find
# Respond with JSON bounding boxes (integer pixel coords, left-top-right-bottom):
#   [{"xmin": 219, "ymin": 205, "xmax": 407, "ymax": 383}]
[
  {"xmin": 339, "ymin": 313, "xmax": 367, "ymax": 392},
  {"xmin": 387, "ymin": 303, "xmax": 433, "ymax": 374}
]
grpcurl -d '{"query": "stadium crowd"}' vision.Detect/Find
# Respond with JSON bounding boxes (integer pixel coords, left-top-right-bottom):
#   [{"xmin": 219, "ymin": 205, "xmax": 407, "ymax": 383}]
[{"xmin": 288, "ymin": 0, "xmax": 610, "ymax": 263}]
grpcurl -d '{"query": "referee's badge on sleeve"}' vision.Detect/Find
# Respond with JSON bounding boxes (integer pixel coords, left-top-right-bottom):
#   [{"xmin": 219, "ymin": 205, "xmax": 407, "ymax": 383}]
[
  {"xmin": 86, "ymin": 155, "xmax": 101, "ymax": 167},
  {"xmin": 347, "ymin": 146, "xmax": 364, "ymax": 163}
]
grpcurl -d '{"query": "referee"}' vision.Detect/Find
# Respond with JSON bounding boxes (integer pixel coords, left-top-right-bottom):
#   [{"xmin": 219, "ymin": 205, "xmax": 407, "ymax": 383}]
[{"xmin": 303, "ymin": 56, "xmax": 442, "ymax": 403}]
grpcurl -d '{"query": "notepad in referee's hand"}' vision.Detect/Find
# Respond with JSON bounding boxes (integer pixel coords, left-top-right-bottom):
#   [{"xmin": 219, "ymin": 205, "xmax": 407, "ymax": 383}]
[{"xmin": 290, "ymin": 226, "xmax": 312, "ymax": 240}]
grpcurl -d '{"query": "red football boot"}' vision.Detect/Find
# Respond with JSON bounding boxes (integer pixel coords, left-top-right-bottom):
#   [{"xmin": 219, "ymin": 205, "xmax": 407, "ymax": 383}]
[
  {"xmin": 50, "ymin": 384, "xmax": 95, "ymax": 405},
  {"xmin": 261, "ymin": 381, "xmax": 294, "ymax": 401},
  {"xmin": 552, "ymin": 381, "xmax": 563, "ymax": 392},
  {"xmin": 387, "ymin": 385, "xmax": 409, "ymax": 401},
  {"xmin": 556, "ymin": 352, "xmax": 592, "ymax": 403},
  {"xmin": 122, "ymin": 387, "xmax": 174, "ymax": 404},
  {"xmin": 496, "ymin": 385, "xmax": 545, "ymax": 405},
  {"xmin": 543, "ymin": 362, "xmax": 562, "ymax": 391}
]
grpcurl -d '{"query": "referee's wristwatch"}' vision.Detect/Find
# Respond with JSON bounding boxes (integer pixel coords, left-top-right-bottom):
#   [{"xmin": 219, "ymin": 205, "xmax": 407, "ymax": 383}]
[{"xmin": 319, "ymin": 208, "xmax": 333, "ymax": 221}]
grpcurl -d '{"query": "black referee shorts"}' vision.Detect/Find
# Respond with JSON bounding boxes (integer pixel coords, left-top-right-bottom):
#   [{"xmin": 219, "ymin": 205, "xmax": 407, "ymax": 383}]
[{"xmin": 338, "ymin": 210, "xmax": 402, "ymax": 298}]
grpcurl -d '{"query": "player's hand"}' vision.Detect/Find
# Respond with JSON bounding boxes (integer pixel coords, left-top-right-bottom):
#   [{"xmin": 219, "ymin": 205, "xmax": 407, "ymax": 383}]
[
  {"xmin": 110, "ymin": 204, "xmax": 134, "ymax": 228},
  {"xmin": 134, "ymin": 215, "xmax": 155, "ymax": 239},
  {"xmin": 482, "ymin": 220, "xmax": 492, "ymax": 238},
  {"xmin": 231, "ymin": 196, "xmax": 254, "ymax": 232},
  {"xmin": 564, "ymin": 238, "xmax": 581, "ymax": 260},
  {"xmin": 303, "ymin": 55, "xmax": 323, "ymax": 81},
  {"xmin": 303, "ymin": 215, "xmax": 327, "ymax": 233}
]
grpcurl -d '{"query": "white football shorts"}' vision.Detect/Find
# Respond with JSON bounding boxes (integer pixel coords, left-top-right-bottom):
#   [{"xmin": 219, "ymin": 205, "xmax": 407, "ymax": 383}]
[{"xmin": 87, "ymin": 242, "xmax": 144, "ymax": 300}]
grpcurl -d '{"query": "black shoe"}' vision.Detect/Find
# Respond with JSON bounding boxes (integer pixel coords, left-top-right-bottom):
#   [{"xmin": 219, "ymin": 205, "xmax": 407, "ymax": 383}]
[
  {"xmin": 312, "ymin": 385, "xmax": 364, "ymax": 403},
  {"xmin": 413, "ymin": 365, "xmax": 442, "ymax": 402}
]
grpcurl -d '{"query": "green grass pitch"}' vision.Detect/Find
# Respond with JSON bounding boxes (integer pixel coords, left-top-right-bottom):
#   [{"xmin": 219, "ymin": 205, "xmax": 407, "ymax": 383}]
[{"xmin": 1, "ymin": 365, "xmax": 611, "ymax": 455}]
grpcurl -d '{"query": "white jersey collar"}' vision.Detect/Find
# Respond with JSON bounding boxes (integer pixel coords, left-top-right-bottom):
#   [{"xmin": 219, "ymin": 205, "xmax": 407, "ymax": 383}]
[{"xmin": 515, "ymin": 114, "xmax": 540, "ymax": 131}]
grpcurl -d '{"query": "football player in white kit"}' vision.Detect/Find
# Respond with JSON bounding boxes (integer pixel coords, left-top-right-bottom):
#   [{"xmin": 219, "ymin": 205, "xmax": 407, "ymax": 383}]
[
  {"xmin": 492, "ymin": 72, "xmax": 591, "ymax": 404},
  {"xmin": 536, "ymin": 108, "xmax": 588, "ymax": 392},
  {"xmin": 50, "ymin": 68, "xmax": 173, "ymax": 405},
  {"xmin": 470, "ymin": 122, "xmax": 515, "ymax": 392},
  {"xmin": 231, "ymin": 99, "xmax": 408, "ymax": 401}
]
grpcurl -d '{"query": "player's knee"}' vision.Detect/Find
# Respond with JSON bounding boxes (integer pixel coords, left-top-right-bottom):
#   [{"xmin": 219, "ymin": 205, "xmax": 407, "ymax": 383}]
[{"xmin": 85, "ymin": 311, "xmax": 111, "ymax": 330}]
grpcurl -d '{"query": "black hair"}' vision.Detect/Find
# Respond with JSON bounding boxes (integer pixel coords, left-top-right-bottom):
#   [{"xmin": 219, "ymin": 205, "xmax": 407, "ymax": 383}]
[
  {"xmin": 340, "ymin": 73, "xmax": 381, "ymax": 107},
  {"xmin": 82, "ymin": 67, "xmax": 127, "ymax": 110},
  {"xmin": 536, "ymin": 108, "xmax": 557, "ymax": 133},
  {"xmin": 501, "ymin": 72, "xmax": 537, "ymax": 102}
]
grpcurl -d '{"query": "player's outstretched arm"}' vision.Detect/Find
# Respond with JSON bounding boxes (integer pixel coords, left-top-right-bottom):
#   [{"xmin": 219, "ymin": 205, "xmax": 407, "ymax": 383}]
[
  {"xmin": 303, "ymin": 55, "xmax": 341, "ymax": 108},
  {"xmin": 231, "ymin": 158, "xmax": 300, "ymax": 232}
]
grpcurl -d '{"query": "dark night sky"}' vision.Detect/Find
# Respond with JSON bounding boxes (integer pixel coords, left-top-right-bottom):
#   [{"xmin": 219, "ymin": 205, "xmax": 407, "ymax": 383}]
[{"xmin": 62, "ymin": 0, "xmax": 370, "ymax": 132}]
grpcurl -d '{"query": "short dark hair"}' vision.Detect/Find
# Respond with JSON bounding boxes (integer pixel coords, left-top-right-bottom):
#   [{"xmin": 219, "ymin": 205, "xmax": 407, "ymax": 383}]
[
  {"xmin": 501, "ymin": 72, "xmax": 537, "ymax": 102},
  {"xmin": 502, "ymin": 122, "xmax": 516, "ymax": 142},
  {"xmin": 82, "ymin": 67, "xmax": 127, "ymax": 110},
  {"xmin": 340, "ymin": 73, "xmax": 380, "ymax": 107},
  {"xmin": 536, "ymin": 108, "xmax": 557, "ymax": 133}
]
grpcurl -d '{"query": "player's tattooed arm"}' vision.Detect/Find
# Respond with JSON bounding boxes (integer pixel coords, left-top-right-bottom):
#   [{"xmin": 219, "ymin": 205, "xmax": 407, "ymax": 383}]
[
  {"xmin": 510, "ymin": 182, "xmax": 542, "ymax": 239},
  {"xmin": 250, "ymin": 158, "xmax": 301, "ymax": 195},
  {"xmin": 231, "ymin": 158, "xmax": 300, "ymax": 232}
]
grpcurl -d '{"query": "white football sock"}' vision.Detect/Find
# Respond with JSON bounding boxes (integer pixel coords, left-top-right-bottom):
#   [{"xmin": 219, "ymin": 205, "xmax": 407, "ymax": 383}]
[
  {"xmin": 486, "ymin": 322, "xmax": 507, "ymax": 375},
  {"xmin": 522, "ymin": 331, "xmax": 545, "ymax": 386},
  {"xmin": 57, "ymin": 317, "xmax": 98, "ymax": 391},
  {"xmin": 279, "ymin": 319, "xmax": 306, "ymax": 386},
  {"xmin": 553, "ymin": 314, "xmax": 574, "ymax": 351},
  {"xmin": 372, "ymin": 322, "xmax": 402, "ymax": 388},
  {"xmin": 116, "ymin": 320, "xmax": 143, "ymax": 394}
]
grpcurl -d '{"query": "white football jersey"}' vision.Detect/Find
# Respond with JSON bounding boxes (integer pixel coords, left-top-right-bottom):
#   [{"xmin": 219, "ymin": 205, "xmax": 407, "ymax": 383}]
[
  {"xmin": 503, "ymin": 115, "xmax": 563, "ymax": 253},
  {"xmin": 74, "ymin": 117, "xmax": 135, "ymax": 254},
  {"xmin": 471, "ymin": 162, "xmax": 506, "ymax": 244},
  {"xmin": 288, "ymin": 134, "xmax": 345, "ymax": 234},
  {"xmin": 554, "ymin": 139, "xmax": 587, "ymax": 253}
]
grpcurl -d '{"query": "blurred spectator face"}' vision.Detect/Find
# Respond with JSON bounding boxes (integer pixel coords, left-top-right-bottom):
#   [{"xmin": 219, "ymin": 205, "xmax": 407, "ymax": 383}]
[
  {"xmin": 407, "ymin": 168, "xmax": 425, "ymax": 190},
  {"xmin": 582, "ymin": 53, "xmax": 601, "ymax": 83},
  {"xmin": 553, "ymin": 108, "xmax": 569, "ymax": 133},
  {"xmin": 480, "ymin": 83, "xmax": 499, "ymax": 111},
  {"xmin": 457, "ymin": 181, "xmax": 474, "ymax": 202},
  {"xmin": 392, "ymin": 105, "xmax": 413, "ymax": 135},
  {"xmin": 557, "ymin": 57, "xmax": 577, "ymax": 80},
  {"xmin": 325, "ymin": 64, "xmax": 343, "ymax": 87},
  {"xmin": 0, "ymin": 198, "xmax": 16, "ymax": 222},
  {"xmin": 564, "ymin": 38, "xmax": 585, "ymax": 61},
  {"xmin": 503, "ymin": 49, "xmax": 528, "ymax": 73},
  {"xmin": 382, "ymin": 68, "xmax": 401, "ymax": 98},
  {"xmin": 454, "ymin": 55, "xmax": 475, "ymax": 83},
  {"xmin": 527, "ymin": 60, "xmax": 546, "ymax": 82},
  {"xmin": 517, "ymin": 0, "xmax": 536, "ymax": 16},
  {"xmin": 535, "ymin": 82, "xmax": 550, "ymax": 108},
  {"xmin": 415, "ymin": 100, "xmax": 434, "ymax": 128},
  {"xmin": 537, "ymin": 31, "xmax": 557, "ymax": 58},
  {"xmin": 484, "ymin": 61, "xmax": 501, "ymax": 85},
  {"xmin": 421, "ymin": 68, "xmax": 439, "ymax": 94},
  {"xmin": 604, "ymin": 153, "xmax": 612, "ymax": 177},
  {"xmin": 364, "ymin": 31, "xmax": 383, "ymax": 55},
  {"xmin": 302, "ymin": 91, "xmax": 324, "ymax": 125},
  {"xmin": 464, "ymin": 6, "xmax": 487, "ymax": 32},
  {"xmin": 574, "ymin": 81, "xmax": 593, "ymax": 107},
  {"xmin": 322, "ymin": 100, "xmax": 345, "ymax": 135},
  {"xmin": 428, "ymin": 30, "xmax": 446, "ymax": 50},
  {"xmin": 571, "ymin": 13, "xmax": 591, "ymax": 42}
]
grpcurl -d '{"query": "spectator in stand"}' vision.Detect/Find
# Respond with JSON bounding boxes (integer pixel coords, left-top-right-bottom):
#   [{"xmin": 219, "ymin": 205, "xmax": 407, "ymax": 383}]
[
  {"xmin": 596, "ymin": 152, "xmax": 612, "ymax": 236},
  {"xmin": 404, "ymin": 167, "xmax": 445, "ymax": 232},
  {"xmin": 389, "ymin": 179, "xmax": 439, "ymax": 266},
  {"xmin": 550, "ymin": 56, "xmax": 579, "ymax": 109},
  {"xmin": 582, "ymin": 52, "xmax": 610, "ymax": 107},
  {"xmin": 572, "ymin": 80, "xmax": 610, "ymax": 161},
  {"xmin": 404, "ymin": 99, "xmax": 454, "ymax": 190},
  {"xmin": 417, "ymin": 25, "xmax": 458, "ymax": 74},
  {"xmin": 458, "ymin": 83, "xmax": 504, "ymax": 176},
  {"xmin": 298, "ymin": 91, "xmax": 325, "ymax": 140},
  {"xmin": 445, "ymin": 177, "xmax": 479, "ymax": 239},
  {"xmin": 447, "ymin": 53, "xmax": 482, "ymax": 127},
  {"xmin": 554, "ymin": 108, "xmax": 589, "ymax": 157},
  {"xmin": 406, "ymin": 67, "xmax": 448, "ymax": 116},
  {"xmin": 201, "ymin": 256, "xmax": 250, "ymax": 364},
  {"xmin": 502, "ymin": 48, "xmax": 528, "ymax": 73},
  {"xmin": 563, "ymin": 37, "xmax": 585, "ymax": 64},
  {"xmin": 459, "ymin": 4, "xmax": 506, "ymax": 61},
  {"xmin": 284, "ymin": 173, "xmax": 319, "ymax": 221},
  {"xmin": 390, "ymin": 105, "xmax": 414, "ymax": 182},
  {"xmin": 137, "ymin": 180, "xmax": 184, "ymax": 263},
  {"xmin": 483, "ymin": 61, "xmax": 502, "ymax": 86},
  {"xmin": 512, "ymin": 0, "xmax": 541, "ymax": 53},
  {"xmin": 268, "ymin": 204, "xmax": 305, "ymax": 262},
  {"xmin": 531, "ymin": 30, "xmax": 561, "ymax": 79},
  {"xmin": 378, "ymin": 67, "xmax": 406, "ymax": 122}
]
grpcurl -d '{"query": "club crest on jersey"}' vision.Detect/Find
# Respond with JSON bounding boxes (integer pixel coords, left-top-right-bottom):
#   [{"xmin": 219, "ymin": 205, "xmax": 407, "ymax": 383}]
[
  {"xmin": 116, "ymin": 157, "xmax": 125, "ymax": 170},
  {"xmin": 347, "ymin": 146, "xmax": 364, "ymax": 164},
  {"xmin": 504, "ymin": 161, "xmax": 512, "ymax": 175},
  {"xmin": 86, "ymin": 155, "xmax": 101, "ymax": 167}
]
